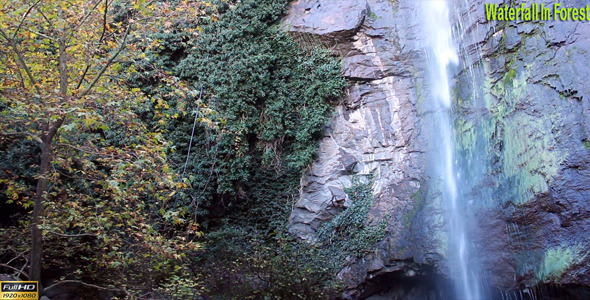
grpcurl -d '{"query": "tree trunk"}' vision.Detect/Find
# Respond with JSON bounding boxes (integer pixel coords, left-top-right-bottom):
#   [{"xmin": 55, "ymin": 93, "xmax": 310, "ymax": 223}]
[
  {"xmin": 29, "ymin": 138, "xmax": 52, "ymax": 289},
  {"xmin": 29, "ymin": 37, "xmax": 68, "ymax": 291}
]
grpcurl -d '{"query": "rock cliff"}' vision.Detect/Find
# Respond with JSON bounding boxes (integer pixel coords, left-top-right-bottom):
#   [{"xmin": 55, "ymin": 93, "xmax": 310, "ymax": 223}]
[
  {"xmin": 284, "ymin": 0, "xmax": 590, "ymax": 298},
  {"xmin": 452, "ymin": 0, "xmax": 590, "ymax": 294}
]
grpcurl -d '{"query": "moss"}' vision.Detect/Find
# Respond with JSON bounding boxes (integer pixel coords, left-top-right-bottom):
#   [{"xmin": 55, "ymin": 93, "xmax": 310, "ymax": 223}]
[
  {"xmin": 536, "ymin": 244, "xmax": 587, "ymax": 281},
  {"xmin": 583, "ymin": 140, "xmax": 590, "ymax": 150},
  {"xmin": 501, "ymin": 114, "xmax": 561, "ymax": 205},
  {"xmin": 368, "ymin": 10, "xmax": 382, "ymax": 20},
  {"xmin": 450, "ymin": 58, "xmax": 563, "ymax": 208},
  {"xmin": 455, "ymin": 117, "xmax": 477, "ymax": 152},
  {"xmin": 402, "ymin": 187, "xmax": 424, "ymax": 229},
  {"xmin": 504, "ymin": 68, "xmax": 517, "ymax": 83},
  {"xmin": 476, "ymin": 65, "xmax": 562, "ymax": 205}
]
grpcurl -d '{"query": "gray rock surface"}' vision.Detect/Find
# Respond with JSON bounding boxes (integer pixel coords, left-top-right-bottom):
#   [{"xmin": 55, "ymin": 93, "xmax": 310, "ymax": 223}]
[
  {"xmin": 285, "ymin": 0, "xmax": 440, "ymax": 296},
  {"xmin": 451, "ymin": 0, "xmax": 590, "ymax": 291},
  {"xmin": 283, "ymin": 0, "xmax": 368, "ymax": 42},
  {"xmin": 285, "ymin": 0, "xmax": 590, "ymax": 297}
]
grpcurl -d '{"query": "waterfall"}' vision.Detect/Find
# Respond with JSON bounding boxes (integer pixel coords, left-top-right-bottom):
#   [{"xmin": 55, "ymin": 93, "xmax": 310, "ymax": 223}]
[{"xmin": 421, "ymin": 1, "xmax": 482, "ymax": 299}]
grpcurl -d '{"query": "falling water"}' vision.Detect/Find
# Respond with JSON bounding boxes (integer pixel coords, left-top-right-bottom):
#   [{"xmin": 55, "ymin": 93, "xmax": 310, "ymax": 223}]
[{"xmin": 421, "ymin": 1, "xmax": 482, "ymax": 299}]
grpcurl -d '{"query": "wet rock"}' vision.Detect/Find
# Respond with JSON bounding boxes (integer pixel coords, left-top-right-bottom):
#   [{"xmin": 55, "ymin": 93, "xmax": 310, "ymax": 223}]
[
  {"xmin": 283, "ymin": 0, "xmax": 368, "ymax": 42},
  {"xmin": 285, "ymin": 0, "xmax": 590, "ymax": 297},
  {"xmin": 284, "ymin": 0, "xmax": 437, "ymax": 295},
  {"xmin": 453, "ymin": 0, "xmax": 590, "ymax": 292}
]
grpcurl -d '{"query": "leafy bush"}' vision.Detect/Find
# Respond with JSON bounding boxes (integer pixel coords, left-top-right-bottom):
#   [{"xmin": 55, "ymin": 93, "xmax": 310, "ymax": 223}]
[
  {"xmin": 129, "ymin": 0, "xmax": 345, "ymax": 215},
  {"xmin": 316, "ymin": 177, "xmax": 389, "ymax": 264},
  {"xmin": 194, "ymin": 227, "xmax": 341, "ymax": 299}
]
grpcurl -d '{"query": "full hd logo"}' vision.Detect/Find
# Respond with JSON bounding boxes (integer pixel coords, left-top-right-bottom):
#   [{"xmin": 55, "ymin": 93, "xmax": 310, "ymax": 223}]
[{"xmin": 0, "ymin": 281, "xmax": 38, "ymax": 300}]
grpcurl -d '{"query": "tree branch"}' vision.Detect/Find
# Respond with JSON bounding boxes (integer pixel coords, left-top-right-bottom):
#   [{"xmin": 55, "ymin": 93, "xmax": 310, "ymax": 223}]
[
  {"xmin": 0, "ymin": 53, "xmax": 27, "ymax": 90},
  {"xmin": 0, "ymin": 27, "xmax": 42, "ymax": 95},
  {"xmin": 56, "ymin": 143, "xmax": 99, "ymax": 154},
  {"xmin": 80, "ymin": 24, "xmax": 131, "ymax": 97},
  {"xmin": 22, "ymin": 27, "xmax": 58, "ymax": 41},
  {"xmin": 68, "ymin": 0, "xmax": 103, "ymax": 42},
  {"xmin": 1, "ymin": 132, "xmax": 43, "ymax": 145},
  {"xmin": 77, "ymin": 0, "xmax": 108, "ymax": 90},
  {"xmin": 0, "ymin": 263, "xmax": 30, "ymax": 280},
  {"xmin": 46, "ymin": 231, "xmax": 98, "ymax": 238},
  {"xmin": 76, "ymin": 66, "xmax": 91, "ymax": 90},
  {"xmin": 45, "ymin": 280, "xmax": 128, "ymax": 295},
  {"xmin": 98, "ymin": 0, "xmax": 109, "ymax": 44},
  {"xmin": 12, "ymin": 0, "xmax": 42, "ymax": 40},
  {"xmin": 34, "ymin": 5, "xmax": 55, "ymax": 31}
]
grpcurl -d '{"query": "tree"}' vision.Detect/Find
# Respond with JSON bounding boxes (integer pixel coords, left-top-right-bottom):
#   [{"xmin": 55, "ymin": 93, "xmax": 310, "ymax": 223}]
[{"xmin": 0, "ymin": 0, "xmax": 204, "ymax": 294}]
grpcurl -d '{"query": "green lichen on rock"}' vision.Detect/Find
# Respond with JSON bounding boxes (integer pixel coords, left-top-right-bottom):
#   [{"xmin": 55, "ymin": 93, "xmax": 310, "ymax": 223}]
[
  {"xmin": 402, "ymin": 187, "xmax": 425, "ymax": 229},
  {"xmin": 493, "ymin": 67, "xmax": 562, "ymax": 205},
  {"xmin": 504, "ymin": 68, "xmax": 517, "ymax": 83},
  {"xmin": 454, "ymin": 117, "xmax": 477, "ymax": 153},
  {"xmin": 461, "ymin": 61, "xmax": 564, "ymax": 206},
  {"xmin": 501, "ymin": 113, "xmax": 562, "ymax": 204},
  {"xmin": 536, "ymin": 244, "xmax": 587, "ymax": 281}
]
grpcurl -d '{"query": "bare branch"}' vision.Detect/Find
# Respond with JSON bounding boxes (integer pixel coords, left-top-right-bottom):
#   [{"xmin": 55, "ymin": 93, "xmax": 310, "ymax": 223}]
[
  {"xmin": 18, "ymin": 258, "xmax": 29, "ymax": 280},
  {"xmin": 22, "ymin": 27, "xmax": 58, "ymax": 41},
  {"xmin": 68, "ymin": 0, "xmax": 103, "ymax": 42},
  {"xmin": 57, "ymin": 143, "xmax": 98, "ymax": 154},
  {"xmin": 0, "ymin": 27, "xmax": 42, "ymax": 95},
  {"xmin": 12, "ymin": 0, "xmax": 43, "ymax": 40},
  {"xmin": 76, "ymin": 0, "xmax": 108, "ymax": 89},
  {"xmin": 45, "ymin": 280, "xmax": 128, "ymax": 295},
  {"xmin": 34, "ymin": 4, "xmax": 56, "ymax": 31},
  {"xmin": 0, "ymin": 263, "xmax": 30, "ymax": 280},
  {"xmin": 1, "ymin": 132, "xmax": 43, "ymax": 145},
  {"xmin": 80, "ymin": 24, "xmax": 131, "ymax": 97},
  {"xmin": 58, "ymin": 39, "xmax": 68, "ymax": 97},
  {"xmin": 46, "ymin": 231, "xmax": 98, "ymax": 238},
  {"xmin": 76, "ymin": 66, "xmax": 90, "ymax": 90},
  {"xmin": 5, "ymin": 249, "xmax": 28, "ymax": 266},
  {"xmin": 98, "ymin": 0, "xmax": 108, "ymax": 44},
  {"xmin": 0, "ymin": 53, "xmax": 27, "ymax": 90}
]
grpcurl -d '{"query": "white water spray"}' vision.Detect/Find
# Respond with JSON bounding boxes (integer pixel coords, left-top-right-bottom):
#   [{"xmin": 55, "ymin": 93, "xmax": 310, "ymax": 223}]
[{"xmin": 421, "ymin": 1, "xmax": 482, "ymax": 299}]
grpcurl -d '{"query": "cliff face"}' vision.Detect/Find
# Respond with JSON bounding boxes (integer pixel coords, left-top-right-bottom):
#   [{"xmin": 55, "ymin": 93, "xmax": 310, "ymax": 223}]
[
  {"xmin": 284, "ymin": 0, "xmax": 590, "ymax": 298},
  {"xmin": 452, "ymin": 0, "xmax": 590, "ymax": 291},
  {"xmin": 284, "ymin": 0, "xmax": 445, "ymax": 295}
]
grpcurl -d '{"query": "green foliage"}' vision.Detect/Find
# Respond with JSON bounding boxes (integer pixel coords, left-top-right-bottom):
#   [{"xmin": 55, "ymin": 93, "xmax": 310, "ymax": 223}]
[
  {"xmin": 189, "ymin": 168, "xmax": 343, "ymax": 299},
  {"xmin": 128, "ymin": 0, "xmax": 344, "ymax": 242},
  {"xmin": 0, "ymin": 0, "xmax": 208, "ymax": 295},
  {"xmin": 154, "ymin": 272, "xmax": 205, "ymax": 299},
  {"xmin": 194, "ymin": 227, "xmax": 341, "ymax": 299},
  {"xmin": 123, "ymin": 0, "xmax": 346, "ymax": 298},
  {"xmin": 1, "ymin": 0, "xmax": 346, "ymax": 297},
  {"xmin": 316, "ymin": 177, "xmax": 389, "ymax": 264},
  {"xmin": 169, "ymin": 0, "xmax": 344, "ymax": 199}
]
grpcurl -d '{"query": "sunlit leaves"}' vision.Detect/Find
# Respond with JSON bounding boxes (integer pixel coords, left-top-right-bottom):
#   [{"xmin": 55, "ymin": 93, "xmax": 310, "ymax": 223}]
[{"xmin": 0, "ymin": 0, "xmax": 208, "ymax": 294}]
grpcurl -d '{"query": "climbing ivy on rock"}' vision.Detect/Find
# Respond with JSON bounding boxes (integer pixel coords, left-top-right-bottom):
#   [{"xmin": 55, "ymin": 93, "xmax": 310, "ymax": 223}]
[
  {"xmin": 316, "ymin": 177, "xmax": 389, "ymax": 264},
  {"xmin": 176, "ymin": 1, "xmax": 345, "ymax": 199}
]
